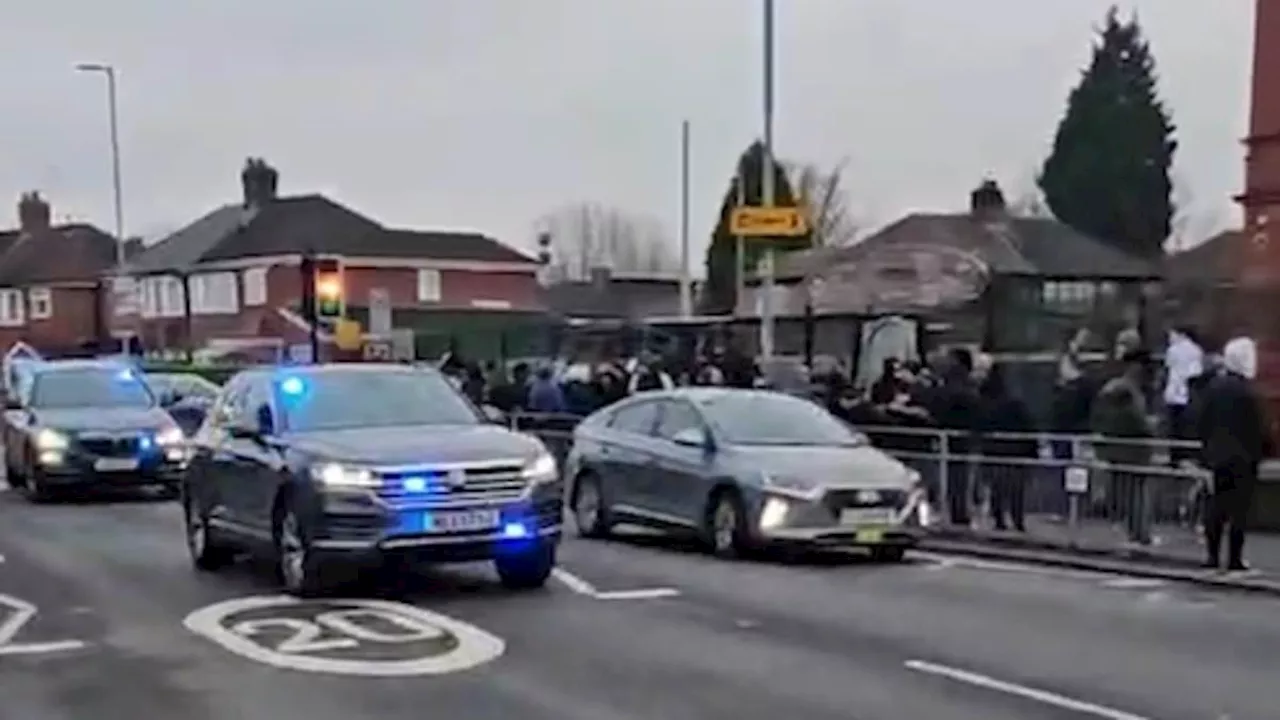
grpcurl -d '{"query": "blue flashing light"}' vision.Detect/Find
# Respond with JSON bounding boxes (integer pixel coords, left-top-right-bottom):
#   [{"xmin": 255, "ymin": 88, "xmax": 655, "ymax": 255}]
[
  {"xmin": 138, "ymin": 436, "xmax": 153, "ymax": 451},
  {"xmin": 279, "ymin": 376, "xmax": 305, "ymax": 396},
  {"xmin": 115, "ymin": 368, "xmax": 135, "ymax": 382},
  {"xmin": 502, "ymin": 522, "xmax": 529, "ymax": 539},
  {"xmin": 401, "ymin": 476, "xmax": 428, "ymax": 493}
]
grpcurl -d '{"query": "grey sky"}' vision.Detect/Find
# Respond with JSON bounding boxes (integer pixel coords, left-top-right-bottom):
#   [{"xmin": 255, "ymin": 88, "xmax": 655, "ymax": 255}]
[{"xmin": 0, "ymin": 1, "xmax": 1251, "ymax": 262}]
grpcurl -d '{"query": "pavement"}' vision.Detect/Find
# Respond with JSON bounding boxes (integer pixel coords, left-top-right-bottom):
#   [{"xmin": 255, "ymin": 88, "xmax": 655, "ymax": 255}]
[
  {"xmin": 922, "ymin": 515, "xmax": 1280, "ymax": 595},
  {"xmin": 2, "ymin": 485, "xmax": 1280, "ymax": 719}
]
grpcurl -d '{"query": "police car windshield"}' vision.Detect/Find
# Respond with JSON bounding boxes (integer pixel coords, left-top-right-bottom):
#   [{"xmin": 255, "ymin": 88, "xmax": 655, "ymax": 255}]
[
  {"xmin": 278, "ymin": 369, "xmax": 482, "ymax": 432},
  {"xmin": 29, "ymin": 368, "xmax": 155, "ymax": 410}
]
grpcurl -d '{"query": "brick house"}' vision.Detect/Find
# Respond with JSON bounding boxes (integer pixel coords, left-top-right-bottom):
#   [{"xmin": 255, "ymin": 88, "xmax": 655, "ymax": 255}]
[
  {"xmin": 111, "ymin": 158, "xmax": 542, "ymax": 360},
  {"xmin": 0, "ymin": 192, "xmax": 118, "ymax": 354}
]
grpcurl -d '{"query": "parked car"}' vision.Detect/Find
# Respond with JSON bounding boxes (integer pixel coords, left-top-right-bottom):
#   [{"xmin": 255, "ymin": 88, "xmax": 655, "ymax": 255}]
[{"xmin": 564, "ymin": 388, "xmax": 930, "ymax": 561}]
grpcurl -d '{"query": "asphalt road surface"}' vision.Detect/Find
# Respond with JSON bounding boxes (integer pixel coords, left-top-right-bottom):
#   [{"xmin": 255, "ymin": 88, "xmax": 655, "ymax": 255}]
[{"xmin": 0, "ymin": 486, "xmax": 1276, "ymax": 720}]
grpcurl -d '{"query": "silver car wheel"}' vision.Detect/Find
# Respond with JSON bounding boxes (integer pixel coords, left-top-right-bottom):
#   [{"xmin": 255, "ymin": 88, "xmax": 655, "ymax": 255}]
[
  {"xmin": 279, "ymin": 512, "xmax": 307, "ymax": 590},
  {"xmin": 713, "ymin": 499, "xmax": 737, "ymax": 553},
  {"xmin": 575, "ymin": 482, "xmax": 601, "ymax": 532}
]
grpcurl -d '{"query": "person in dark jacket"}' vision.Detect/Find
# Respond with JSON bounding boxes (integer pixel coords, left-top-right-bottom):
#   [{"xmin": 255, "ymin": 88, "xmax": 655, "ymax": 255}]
[
  {"xmin": 978, "ymin": 364, "xmax": 1035, "ymax": 531},
  {"xmin": 1196, "ymin": 337, "xmax": 1272, "ymax": 571},
  {"xmin": 1090, "ymin": 348, "xmax": 1155, "ymax": 545},
  {"xmin": 925, "ymin": 347, "xmax": 981, "ymax": 526}
]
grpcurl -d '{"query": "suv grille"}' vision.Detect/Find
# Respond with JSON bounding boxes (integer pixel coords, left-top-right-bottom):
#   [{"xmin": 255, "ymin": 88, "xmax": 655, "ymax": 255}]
[
  {"xmin": 78, "ymin": 435, "xmax": 140, "ymax": 458},
  {"xmin": 375, "ymin": 463, "xmax": 528, "ymax": 508}
]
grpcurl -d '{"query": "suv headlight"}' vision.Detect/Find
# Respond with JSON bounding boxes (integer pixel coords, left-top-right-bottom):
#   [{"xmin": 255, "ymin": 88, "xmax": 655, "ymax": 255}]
[
  {"xmin": 521, "ymin": 452, "xmax": 559, "ymax": 484},
  {"xmin": 155, "ymin": 426, "xmax": 185, "ymax": 446},
  {"xmin": 310, "ymin": 463, "xmax": 380, "ymax": 488},
  {"xmin": 35, "ymin": 428, "xmax": 69, "ymax": 451},
  {"xmin": 763, "ymin": 474, "xmax": 823, "ymax": 501}
]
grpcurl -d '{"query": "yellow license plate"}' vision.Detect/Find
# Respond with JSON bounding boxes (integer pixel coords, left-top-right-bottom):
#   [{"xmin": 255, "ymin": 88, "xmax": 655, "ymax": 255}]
[{"xmin": 855, "ymin": 527, "xmax": 885, "ymax": 544}]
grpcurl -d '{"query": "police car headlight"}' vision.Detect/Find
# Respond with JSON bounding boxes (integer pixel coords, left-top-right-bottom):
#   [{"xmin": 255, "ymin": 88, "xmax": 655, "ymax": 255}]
[
  {"xmin": 310, "ymin": 463, "xmax": 380, "ymax": 488},
  {"xmin": 522, "ymin": 453, "xmax": 558, "ymax": 484},
  {"xmin": 155, "ymin": 426, "xmax": 185, "ymax": 446},
  {"xmin": 35, "ymin": 428, "xmax": 69, "ymax": 451}
]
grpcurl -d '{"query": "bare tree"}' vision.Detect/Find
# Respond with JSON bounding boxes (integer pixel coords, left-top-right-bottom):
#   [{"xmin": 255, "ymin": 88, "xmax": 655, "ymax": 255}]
[
  {"xmin": 785, "ymin": 159, "xmax": 861, "ymax": 247},
  {"xmin": 535, "ymin": 202, "xmax": 678, "ymax": 280}
]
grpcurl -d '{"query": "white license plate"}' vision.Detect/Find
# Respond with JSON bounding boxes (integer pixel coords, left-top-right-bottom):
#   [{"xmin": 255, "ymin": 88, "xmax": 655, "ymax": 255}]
[
  {"xmin": 840, "ymin": 508, "xmax": 893, "ymax": 525},
  {"xmin": 425, "ymin": 509, "xmax": 500, "ymax": 532},
  {"xmin": 94, "ymin": 457, "xmax": 139, "ymax": 472}
]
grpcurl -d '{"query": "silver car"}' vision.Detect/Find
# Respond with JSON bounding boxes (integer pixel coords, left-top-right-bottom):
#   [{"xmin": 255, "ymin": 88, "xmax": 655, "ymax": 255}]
[{"xmin": 565, "ymin": 388, "xmax": 931, "ymax": 561}]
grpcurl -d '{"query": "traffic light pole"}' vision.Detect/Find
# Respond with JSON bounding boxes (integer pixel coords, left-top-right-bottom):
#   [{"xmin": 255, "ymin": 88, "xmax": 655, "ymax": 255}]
[{"xmin": 300, "ymin": 249, "xmax": 319, "ymax": 364}]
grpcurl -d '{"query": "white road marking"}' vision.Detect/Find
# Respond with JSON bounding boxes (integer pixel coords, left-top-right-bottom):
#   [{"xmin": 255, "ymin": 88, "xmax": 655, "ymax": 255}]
[
  {"xmin": 551, "ymin": 568, "xmax": 680, "ymax": 600},
  {"xmin": 1101, "ymin": 577, "xmax": 1168, "ymax": 590},
  {"xmin": 905, "ymin": 660, "xmax": 1150, "ymax": 720},
  {"xmin": 183, "ymin": 595, "xmax": 504, "ymax": 676},
  {"xmin": 914, "ymin": 551, "xmax": 1164, "ymax": 586},
  {"xmin": 0, "ymin": 593, "xmax": 88, "ymax": 656}
]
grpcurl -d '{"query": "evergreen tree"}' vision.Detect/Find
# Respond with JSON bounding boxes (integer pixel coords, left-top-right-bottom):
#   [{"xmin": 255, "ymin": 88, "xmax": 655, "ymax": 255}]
[
  {"xmin": 1038, "ymin": 6, "xmax": 1176, "ymax": 257},
  {"xmin": 700, "ymin": 141, "xmax": 810, "ymax": 314}
]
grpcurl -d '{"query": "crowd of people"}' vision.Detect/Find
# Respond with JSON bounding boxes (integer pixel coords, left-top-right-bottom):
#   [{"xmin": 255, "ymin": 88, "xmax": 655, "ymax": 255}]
[{"xmin": 435, "ymin": 325, "xmax": 1271, "ymax": 572}]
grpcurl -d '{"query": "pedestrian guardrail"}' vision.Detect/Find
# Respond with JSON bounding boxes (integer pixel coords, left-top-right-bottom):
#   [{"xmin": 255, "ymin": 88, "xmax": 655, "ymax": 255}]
[{"xmin": 504, "ymin": 410, "xmax": 1211, "ymax": 552}]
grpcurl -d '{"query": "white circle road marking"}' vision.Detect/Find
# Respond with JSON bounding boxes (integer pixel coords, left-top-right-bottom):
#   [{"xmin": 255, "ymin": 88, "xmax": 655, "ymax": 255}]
[{"xmin": 182, "ymin": 595, "xmax": 504, "ymax": 676}]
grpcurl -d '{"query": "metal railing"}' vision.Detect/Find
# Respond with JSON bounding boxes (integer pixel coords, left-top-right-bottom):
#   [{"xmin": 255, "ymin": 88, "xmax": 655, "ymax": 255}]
[{"xmin": 504, "ymin": 410, "xmax": 1211, "ymax": 555}]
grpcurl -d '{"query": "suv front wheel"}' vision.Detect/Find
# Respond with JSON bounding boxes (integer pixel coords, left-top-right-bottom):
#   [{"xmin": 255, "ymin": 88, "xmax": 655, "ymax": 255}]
[{"xmin": 494, "ymin": 543, "xmax": 556, "ymax": 590}]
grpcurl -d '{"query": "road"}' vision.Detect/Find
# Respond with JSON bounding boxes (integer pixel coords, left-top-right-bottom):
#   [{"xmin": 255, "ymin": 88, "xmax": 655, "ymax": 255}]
[{"xmin": 0, "ymin": 487, "xmax": 1276, "ymax": 720}]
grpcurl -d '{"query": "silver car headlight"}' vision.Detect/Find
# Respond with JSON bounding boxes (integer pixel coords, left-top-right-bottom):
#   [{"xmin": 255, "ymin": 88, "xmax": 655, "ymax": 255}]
[
  {"xmin": 762, "ymin": 473, "xmax": 823, "ymax": 501},
  {"xmin": 521, "ymin": 452, "xmax": 559, "ymax": 485},
  {"xmin": 310, "ymin": 463, "xmax": 380, "ymax": 488},
  {"xmin": 35, "ymin": 428, "xmax": 70, "ymax": 451},
  {"xmin": 155, "ymin": 426, "xmax": 185, "ymax": 446}
]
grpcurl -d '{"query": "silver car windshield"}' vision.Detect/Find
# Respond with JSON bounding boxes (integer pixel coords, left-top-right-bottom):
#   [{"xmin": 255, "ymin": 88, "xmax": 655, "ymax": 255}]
[{"xmin": 697, "ymin": 392, "xmax": 865, "ymax": 447}]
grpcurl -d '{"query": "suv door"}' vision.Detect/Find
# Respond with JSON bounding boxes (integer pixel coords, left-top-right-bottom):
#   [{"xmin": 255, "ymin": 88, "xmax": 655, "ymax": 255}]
[
  {"xmin": 223, "ymin": 377, "xmax": 283, "ymax": 534},
  {"xmin": 190, "ymin": 376, "xmax": 250, "ymax": 532},
  {"xmin": 651, "ymin": 399, "xmax": 716, "ymax": 523},
  {"xmin": 598, "ymin": 400, "xmax": 661, "ymax": 513}
]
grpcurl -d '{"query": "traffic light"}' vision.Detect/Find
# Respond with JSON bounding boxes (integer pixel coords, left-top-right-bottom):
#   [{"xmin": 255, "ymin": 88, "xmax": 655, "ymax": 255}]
[{"xmin": 313, "ymin": 258, "xmax": 343, "ymax": 319}]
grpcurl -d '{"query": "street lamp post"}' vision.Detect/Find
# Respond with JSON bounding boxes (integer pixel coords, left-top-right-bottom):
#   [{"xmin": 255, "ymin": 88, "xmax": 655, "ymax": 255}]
[
  {"xmin": 758, "ymin": 0, "xmax": 778, "ymax": 361},
  {"xmin": 76, "ymin": 63, "xmax": 125, "ymax": 269}
]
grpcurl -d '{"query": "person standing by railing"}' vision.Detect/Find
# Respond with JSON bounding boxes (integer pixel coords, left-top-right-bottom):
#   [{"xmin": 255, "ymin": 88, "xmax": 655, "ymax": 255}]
[
  {"xmin": 1090, "ymin": 348, "xmax": 1155, "ymax": 546},
  {"xmin": 978, "ymin": 363, "xmax": 1035, "ymax": 532},
  {"xmin": 1196, "ymin": 336, "xmax": 1271, "ymax": 572},
  {"xmin": 924, "ymin": 347, "xmax": 981, "ymax": 527},
  {"xmin": 1163, "ymin": 327, "xmax": 1204, "ymax": 465}
]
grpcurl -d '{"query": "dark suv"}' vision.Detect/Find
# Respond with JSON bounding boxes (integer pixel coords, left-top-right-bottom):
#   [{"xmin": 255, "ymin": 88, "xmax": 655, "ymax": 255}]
[{"xmin": 182, "ymin": 363, "xmax": 563, "ymax": 596}]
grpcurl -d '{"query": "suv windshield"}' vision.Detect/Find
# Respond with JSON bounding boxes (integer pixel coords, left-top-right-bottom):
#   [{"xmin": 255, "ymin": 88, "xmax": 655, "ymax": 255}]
[
  {"xmin": 29, "ymin": 368, "xmax": 155, "ymax": 410},
  {"xmin": 277, "ymin": 369, "xmax": 481, "ymax": 432},
  {"xmin": 697, "ymin": 392, "xmax": 863, "ymax": 447}
]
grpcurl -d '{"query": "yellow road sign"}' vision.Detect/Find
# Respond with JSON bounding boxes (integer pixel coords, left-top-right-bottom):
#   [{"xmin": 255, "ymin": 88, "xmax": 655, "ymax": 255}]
[
  {"xmin": 730, "ymin": 206, "xmax": 808, "ymax": 237},
  {"xmin": 333, "ymin": 318, "xmax": 363, "ymax": 351}
]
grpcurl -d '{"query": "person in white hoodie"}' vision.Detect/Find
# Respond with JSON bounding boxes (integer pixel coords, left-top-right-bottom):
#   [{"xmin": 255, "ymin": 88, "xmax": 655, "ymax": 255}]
[
  {"xmin": 1195, "ymin": 336, "xmax": 1272, "ymax": 572},
  {"xmin": 1163, "ymin": 327, "xmax": 1204, "ymax": 462}
]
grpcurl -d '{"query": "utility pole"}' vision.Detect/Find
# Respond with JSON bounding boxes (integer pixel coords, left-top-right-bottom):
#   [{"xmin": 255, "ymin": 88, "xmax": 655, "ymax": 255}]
[
  {"xmin": 300, "ymin": 250, "xmax": 319, "ymax": 363},
  {"xmin": 75, "ymin": 63, "xmax": 125, "ymax": 268},
  {"xmin": 758, "ymin": 0, "xmax": 778, "ymax": 361},
  {"xmin": 679, "ymin": 120, "xmax": 693, "ymax": 318}
]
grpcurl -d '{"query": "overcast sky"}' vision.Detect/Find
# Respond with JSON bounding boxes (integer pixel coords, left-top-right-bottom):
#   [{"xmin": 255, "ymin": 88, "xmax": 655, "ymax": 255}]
[{"xmin": 0, "ymin": 1, "xmax": 1252, "ymax": 262}]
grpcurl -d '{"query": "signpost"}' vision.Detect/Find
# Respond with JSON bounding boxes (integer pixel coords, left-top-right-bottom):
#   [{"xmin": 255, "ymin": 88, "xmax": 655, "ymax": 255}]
[{"xmin": 729, "ymin": 206, "xmax": 807, "ymax": 237}]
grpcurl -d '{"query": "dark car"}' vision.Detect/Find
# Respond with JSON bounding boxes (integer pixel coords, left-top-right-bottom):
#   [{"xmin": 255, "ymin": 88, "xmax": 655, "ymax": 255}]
[
  {"xmin": 2, "ymin": 360, "xmax": 189, "ymax": 501},
  {"xmin": 146, "ymin": 372, "xmax": 221, "ymax": 436},
  {"xmin": 182, "ymin": 363, "xmax": 563, "ymax": 596},
  {"xmin": 565, "ymin": 388, "xmax": 930, "ymax": 561}
]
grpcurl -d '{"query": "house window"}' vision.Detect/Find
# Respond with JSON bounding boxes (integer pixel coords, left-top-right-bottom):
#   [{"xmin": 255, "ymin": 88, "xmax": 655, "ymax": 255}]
[
  {"xmin": 140, "ymin": 277, "xmax": 160, "ymax": 318},
  {"xmin": 417, "ymin": 269, "xmax": 442, "ymax": 303},
  {"xmin": 28, "ymin": 287, "xmax": 52, "ymax": 320},
  {"xmin": 243, "ymin": 267, "xmax": 268, "ymax": 307},
  {"xmin": 0, "ymin": 289, "xmax": 25, "ymax": 327},
  {"xmin": 160, "ymin": 276, "xmax": 185, "ymax": 317},
  {"xmin": 191, "ymin": 272, "xmax": 239, "ymax": 315}
]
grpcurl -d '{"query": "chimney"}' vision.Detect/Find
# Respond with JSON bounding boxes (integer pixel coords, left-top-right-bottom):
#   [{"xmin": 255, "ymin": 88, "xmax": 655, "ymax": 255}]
[
  {"xmin": 969, "ymin": 178, "xmax": 1007, "ymax": 221},
  {"xmin": 240, "ymin": 157, "xmax": 280, "ymax": 208},
  {"xmin": 17, "ymin": 191, "xmax": 50, "ymax": 233}
]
